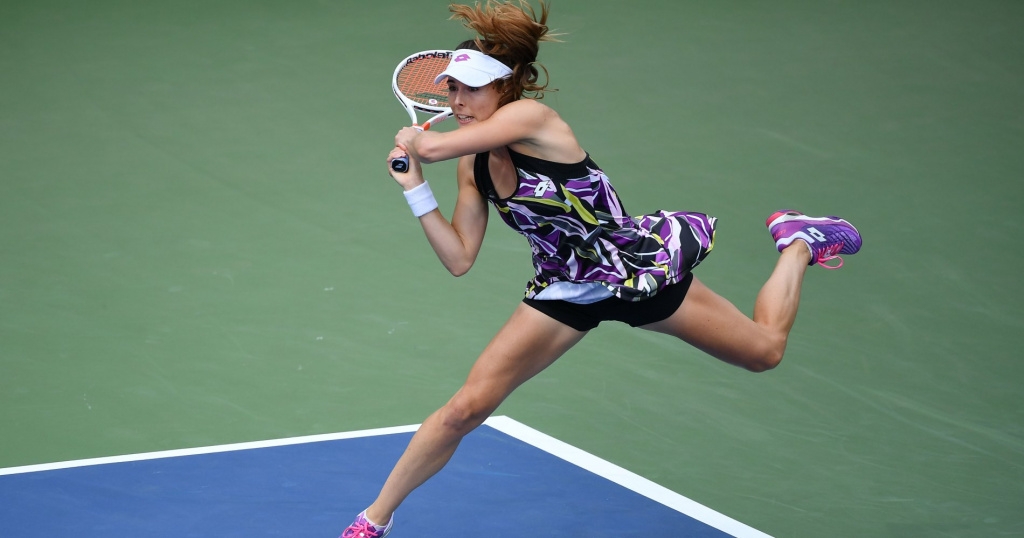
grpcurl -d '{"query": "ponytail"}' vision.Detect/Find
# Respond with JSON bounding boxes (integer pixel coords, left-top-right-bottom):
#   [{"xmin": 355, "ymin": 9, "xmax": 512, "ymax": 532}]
[{"xmin": 449, "ymin": 1, "xmax": 561, "ymax": 105}]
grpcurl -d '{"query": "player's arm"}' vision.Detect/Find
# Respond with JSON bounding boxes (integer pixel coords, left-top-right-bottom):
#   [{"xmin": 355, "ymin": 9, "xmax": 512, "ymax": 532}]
[
  {"xmin": 389, "ymin": 149, "xmax": 488, "ymax": 277},
  {"xmin": 418, "ymin": 155, "xmax": 488, "ymax": 276},
  {"xmin": 398, "ymin": 100, "xmax": 549, "ymax": 164}
]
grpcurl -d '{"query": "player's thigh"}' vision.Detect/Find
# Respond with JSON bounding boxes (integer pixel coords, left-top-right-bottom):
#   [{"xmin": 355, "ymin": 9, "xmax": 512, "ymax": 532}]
[
  {"xmin": 460, "ymin": 302, "xmax": 586, "ymax": 407},
  {"xmin": 640, "ymin": 276, "xmax": 778, "ymax": 369}
]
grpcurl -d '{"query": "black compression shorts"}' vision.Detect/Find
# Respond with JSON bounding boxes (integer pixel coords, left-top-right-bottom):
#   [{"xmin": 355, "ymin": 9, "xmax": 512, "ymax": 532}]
[{"xmin": 522, "ymin": 272, "xmax": 694, "ymax": 332}]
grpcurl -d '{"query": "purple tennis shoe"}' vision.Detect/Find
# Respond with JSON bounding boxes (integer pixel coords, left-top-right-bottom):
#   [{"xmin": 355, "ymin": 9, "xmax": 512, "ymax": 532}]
[{"xmin": 766, "ymin": 210, "xmax": 862, "ymax": 269}]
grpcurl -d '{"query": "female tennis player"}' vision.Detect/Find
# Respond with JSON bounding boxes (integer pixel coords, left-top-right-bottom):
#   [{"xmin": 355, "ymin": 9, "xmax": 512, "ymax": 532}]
[{"xmin": 342, "ymin": 1, "xmax": 861, "ymax": 536}]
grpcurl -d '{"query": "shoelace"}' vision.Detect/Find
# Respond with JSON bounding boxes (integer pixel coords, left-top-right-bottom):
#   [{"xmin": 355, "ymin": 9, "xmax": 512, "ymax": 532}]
[
  {"xmin": 341, "ymin": 521, "xmax": 383, "ymax": 538},
  {"xmin": 816, "ymin": 242, "xmax": 845, "ymax": 269}
]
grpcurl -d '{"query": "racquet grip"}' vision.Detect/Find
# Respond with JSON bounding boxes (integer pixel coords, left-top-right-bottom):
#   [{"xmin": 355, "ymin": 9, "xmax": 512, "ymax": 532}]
[
  {"xmin": 391, "ymin": 156, "xmax": 409, "ymax": 173},
  {"xmin": 390, "ymin": 126, "xmax": 423, "ymax": 172}
]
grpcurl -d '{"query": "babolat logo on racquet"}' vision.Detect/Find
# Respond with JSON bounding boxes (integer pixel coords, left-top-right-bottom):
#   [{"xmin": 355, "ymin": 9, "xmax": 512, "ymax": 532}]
[
  {"xmin": 404, "ymin": 51, "xmax": 453, "ymax": 66},
  {"xmin": 392, "ymin": 156, "xmax": 409, "ymax": 173}
]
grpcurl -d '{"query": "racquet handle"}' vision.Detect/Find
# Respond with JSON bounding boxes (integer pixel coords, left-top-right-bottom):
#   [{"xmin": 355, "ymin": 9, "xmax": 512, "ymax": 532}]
[
  {"xmin": 391, "ymin": 156, "xmax": 409, "ymax": 173},
  {"xmin": 390, "ymin": 124, "xmax": 424, "ymax": 173}
]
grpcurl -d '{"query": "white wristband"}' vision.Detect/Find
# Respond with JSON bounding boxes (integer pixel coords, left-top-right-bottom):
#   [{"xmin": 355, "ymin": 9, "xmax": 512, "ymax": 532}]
[{"xmin": 403, "ymin": 181, "xmax": 438, "ymax": 218}]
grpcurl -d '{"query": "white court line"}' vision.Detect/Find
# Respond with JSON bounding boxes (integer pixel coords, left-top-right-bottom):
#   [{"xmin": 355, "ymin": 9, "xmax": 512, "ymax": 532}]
[
  {"xmin": 0, "ymin": 423, "xmax": 421, "ymax": 476},
  {"xmin": 483, "ymin": 416, "xmax": 773, "ymax": 538},
  {"xmin": 0, "ymin": 416, "xmax": 771, "ymax": 537}
]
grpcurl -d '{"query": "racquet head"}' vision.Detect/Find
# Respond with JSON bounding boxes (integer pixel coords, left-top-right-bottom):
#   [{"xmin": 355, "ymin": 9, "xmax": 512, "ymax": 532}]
[{"xmin": 392, "ymin": 50, "xmax": 454, "ymax": 130}]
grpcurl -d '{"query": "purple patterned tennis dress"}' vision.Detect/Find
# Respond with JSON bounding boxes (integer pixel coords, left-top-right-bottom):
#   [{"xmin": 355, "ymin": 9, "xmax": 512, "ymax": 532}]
[{"xmin": 474, "ymin": 149, "xmax": 717, "ymax": 302}]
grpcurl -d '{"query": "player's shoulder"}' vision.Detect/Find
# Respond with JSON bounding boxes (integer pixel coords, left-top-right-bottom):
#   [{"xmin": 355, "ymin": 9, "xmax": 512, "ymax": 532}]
[
  {"xmin": 493, "ymin": 98, "xmax": 552, "ymax": 118},
  {"xmin": 498, "ymin": 98, "xmax": 552, "ymax": 116},
  {"xmin": 495, "ymin": 99, "xmax": 558, "ymax": 128}
]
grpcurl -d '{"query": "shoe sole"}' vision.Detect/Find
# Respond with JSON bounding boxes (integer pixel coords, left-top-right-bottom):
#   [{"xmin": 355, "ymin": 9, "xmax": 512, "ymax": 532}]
[{"xmin": 766, "ymin": 210, "xmax": 858, "ymax": 233}]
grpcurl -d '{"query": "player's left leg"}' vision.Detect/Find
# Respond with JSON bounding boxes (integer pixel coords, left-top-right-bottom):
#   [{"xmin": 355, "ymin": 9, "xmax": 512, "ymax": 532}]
[
  {"xmin": 643, "ymin": 209, "xmax": 862, "ymax": 371},
  {"xmin": 641, "ymin": 243, "xmax": 810, "ymax": 372}
]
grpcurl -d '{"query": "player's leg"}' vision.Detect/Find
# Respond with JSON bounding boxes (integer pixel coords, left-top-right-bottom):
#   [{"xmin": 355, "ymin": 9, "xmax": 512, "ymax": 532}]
[
  {"xmin": 362, "ymin": 303, "xmax": 587, "ymax": 527},
  {"xmin": 643, "ymin": 210, "xmax": 862, "ymax": 371},
  {"xmin": 642, "ymin": 243, "xmax": 810, "ymax": 371}
]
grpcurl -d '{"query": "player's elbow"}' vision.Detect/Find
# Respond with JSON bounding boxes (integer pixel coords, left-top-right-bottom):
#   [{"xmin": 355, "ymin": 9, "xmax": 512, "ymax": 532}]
[
  {"xmin": 447, "ymin": 261, "xmax": 472, "ymax": 277},
  {"xmin": 442, "ymin": 253, "xmax": 476, "ymax": 277},
  {"xmin": 414, "ymin": 137, "xmax": 445, "ymax": 164}
]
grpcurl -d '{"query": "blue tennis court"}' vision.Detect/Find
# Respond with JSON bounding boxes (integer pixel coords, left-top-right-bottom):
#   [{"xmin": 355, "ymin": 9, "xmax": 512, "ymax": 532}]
[{"xmin": 0, "ymin": 417, "xmax": 766, "ymax": 537}]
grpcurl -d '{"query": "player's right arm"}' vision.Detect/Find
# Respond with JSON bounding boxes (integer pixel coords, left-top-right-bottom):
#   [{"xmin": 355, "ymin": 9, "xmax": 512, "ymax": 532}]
[{"xmin": 388, "ymin": 150, "xmax": 488, "ymax": 277}]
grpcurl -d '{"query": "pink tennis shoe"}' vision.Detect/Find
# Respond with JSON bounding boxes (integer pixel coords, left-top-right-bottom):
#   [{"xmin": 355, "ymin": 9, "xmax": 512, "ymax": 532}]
[{"xmin": 340, "ymin": 511, "xmax": 392, "ymax": 538}]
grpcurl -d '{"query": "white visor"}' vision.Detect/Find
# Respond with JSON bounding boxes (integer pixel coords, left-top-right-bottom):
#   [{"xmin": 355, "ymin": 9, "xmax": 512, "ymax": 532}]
[{"xmin": 433, "ymin": 49, "xmax": 513, "ymax": 87}]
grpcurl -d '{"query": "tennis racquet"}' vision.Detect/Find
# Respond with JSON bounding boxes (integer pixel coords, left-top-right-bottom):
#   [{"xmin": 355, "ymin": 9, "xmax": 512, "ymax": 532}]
[{"xmin": 390, "ymin": 50, "xmax": 454, "ymax": 172}]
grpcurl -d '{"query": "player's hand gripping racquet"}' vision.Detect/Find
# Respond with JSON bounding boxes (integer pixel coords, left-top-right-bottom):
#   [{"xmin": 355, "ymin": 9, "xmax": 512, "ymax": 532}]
[{"xmin": 390, "ymin": 50, "xmax": 454, "ymax": 173}]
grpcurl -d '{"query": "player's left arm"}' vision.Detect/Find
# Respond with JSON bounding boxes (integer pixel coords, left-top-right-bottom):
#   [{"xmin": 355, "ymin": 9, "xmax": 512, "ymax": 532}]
[{"xmin": 398, "ymin": 100, "xmax": 549, "ymax": 164}]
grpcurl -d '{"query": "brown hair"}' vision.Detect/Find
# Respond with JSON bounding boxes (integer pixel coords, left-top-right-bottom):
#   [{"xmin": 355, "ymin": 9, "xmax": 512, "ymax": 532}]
[{"xmin": 448, "ymin": 1, "xmax": 560, "ymax": 105}]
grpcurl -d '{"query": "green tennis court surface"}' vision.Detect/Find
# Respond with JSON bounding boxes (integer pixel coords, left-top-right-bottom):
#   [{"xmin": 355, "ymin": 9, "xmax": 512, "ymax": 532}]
[{"xmin": 1, "ymin": 1, "xmax": 1021, "ymax": 536}]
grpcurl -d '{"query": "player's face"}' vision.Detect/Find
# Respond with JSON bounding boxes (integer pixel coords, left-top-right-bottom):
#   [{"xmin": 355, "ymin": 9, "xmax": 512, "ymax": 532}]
[{"xmin": 446, "ymin": 78, "xmax": 501, "ymax": 126}]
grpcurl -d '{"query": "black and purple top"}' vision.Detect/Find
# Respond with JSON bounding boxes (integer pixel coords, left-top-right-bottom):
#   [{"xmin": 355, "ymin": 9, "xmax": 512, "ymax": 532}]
[{"xmin": 473, "ymin": 148, "xmax": 717, "ymax": 302}]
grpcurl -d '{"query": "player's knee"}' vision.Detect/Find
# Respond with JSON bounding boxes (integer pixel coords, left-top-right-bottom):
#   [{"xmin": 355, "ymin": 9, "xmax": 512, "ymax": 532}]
[
  {"xmin": 439, "ymin": 391, "xmax": 495, "ymax": 434},
  {"xmin": 744, "ymin": 336, "xmax": 786, "ymax": 373},
  {"xmin": 747, "ymin": 351, "xmax": 782, "ymax": 372}
]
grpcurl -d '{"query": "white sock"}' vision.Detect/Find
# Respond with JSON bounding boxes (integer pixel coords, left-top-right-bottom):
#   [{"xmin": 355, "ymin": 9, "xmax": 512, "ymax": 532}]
[{"xmin": 362, "ymin": 511, "xmax": 388, "ymax": 530}]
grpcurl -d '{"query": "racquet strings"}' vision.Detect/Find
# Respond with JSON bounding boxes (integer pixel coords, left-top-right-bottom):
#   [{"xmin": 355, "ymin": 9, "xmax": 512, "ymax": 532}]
[{"xmin": 396, "ymin": 56, "xmax": 451, "ymax": 108}]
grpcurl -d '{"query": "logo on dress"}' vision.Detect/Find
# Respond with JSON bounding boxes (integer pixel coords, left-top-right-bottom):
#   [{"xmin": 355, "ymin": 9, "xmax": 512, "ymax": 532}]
[{"xmin": 534, "ymin": 178, "xmax": 555, "ymax": 197}]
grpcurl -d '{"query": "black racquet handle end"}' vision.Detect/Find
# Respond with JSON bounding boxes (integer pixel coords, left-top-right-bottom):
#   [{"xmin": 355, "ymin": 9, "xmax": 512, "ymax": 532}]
[{"xmin": 391, "ymin": 156, "xmax": 409, "ymax": 173}]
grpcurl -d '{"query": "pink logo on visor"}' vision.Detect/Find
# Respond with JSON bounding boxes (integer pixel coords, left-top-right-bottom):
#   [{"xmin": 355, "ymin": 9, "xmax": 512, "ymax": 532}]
[{"xmin": 454, "ymin": 54, "xmax": 471, "ymax": 62}]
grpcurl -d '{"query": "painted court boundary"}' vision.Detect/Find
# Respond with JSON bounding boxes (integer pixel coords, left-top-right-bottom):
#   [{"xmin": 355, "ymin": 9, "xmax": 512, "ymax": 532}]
[{"xmin": 0, "ymin": 415, "xmax": 772, "ymax": 538}]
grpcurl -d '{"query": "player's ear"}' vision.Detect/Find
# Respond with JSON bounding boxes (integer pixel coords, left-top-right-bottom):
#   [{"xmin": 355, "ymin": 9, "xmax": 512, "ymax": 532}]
[{"xmin": 495, "ymin": 79, "xmax": 516, "ymax": 105}]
